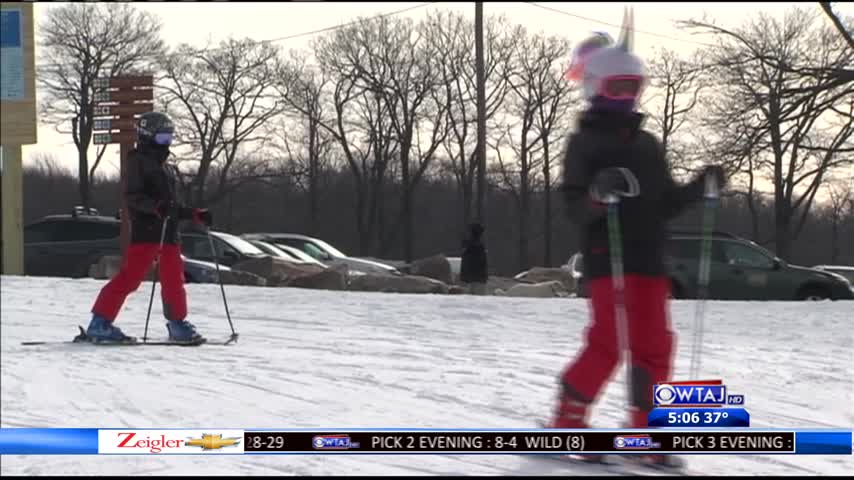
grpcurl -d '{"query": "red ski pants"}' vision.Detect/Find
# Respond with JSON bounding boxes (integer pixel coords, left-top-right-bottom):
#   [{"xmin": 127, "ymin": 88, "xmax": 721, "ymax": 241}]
[
  {"xmin": 92, "ymin": 243, "xmax": 187, "ymax": 322},
  {"xmin": 561, "ymin": 275, "xmax": 674, "ymax": 411}
]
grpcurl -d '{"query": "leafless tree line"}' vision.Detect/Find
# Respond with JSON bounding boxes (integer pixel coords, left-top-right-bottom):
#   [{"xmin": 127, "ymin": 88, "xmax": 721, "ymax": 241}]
[{"xmin": 35, "ymin": 3, "xmax": 853, "ymax": 269}]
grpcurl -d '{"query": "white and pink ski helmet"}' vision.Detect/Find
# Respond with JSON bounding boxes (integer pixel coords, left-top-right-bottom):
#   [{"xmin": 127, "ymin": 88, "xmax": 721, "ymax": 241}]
[{"xmin": 565, "ymin": 7, "xmax": 647, "ymax": 106}]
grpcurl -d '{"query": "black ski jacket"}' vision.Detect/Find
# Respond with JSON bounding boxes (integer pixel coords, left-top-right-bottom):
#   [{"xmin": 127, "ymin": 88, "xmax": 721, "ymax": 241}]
[
  {"xmin": 562, "ymin": 110, "xmax": 706, "ymax": 279},
  {"xmin": 126, "ymin": 144, "xmax": 192, "ymax": 245},
  {"xmin": 460, "ymin": 239, "xmax": 488, "ymax": 284}
]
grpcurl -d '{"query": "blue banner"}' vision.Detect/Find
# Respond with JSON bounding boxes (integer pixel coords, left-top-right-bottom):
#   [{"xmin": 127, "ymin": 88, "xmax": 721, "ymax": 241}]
[
  {"xmin": 1, "ymin": 428, "xmax": 851, "ymax": 455},
  {"xmin": 648, "ymin": 408, "xmax": 750, "ymax": 427},
  {"xmin": 795, "ymin": 431, "xmax": 852, "ymax": 455},
  {"xmin": 0, "ymin": 428, "xmax": 99, "ymax": 455}
]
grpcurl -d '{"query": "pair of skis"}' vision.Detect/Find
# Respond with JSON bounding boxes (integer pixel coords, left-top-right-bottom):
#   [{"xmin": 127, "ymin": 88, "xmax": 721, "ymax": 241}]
[
  {"xmin": 20, "ymin": 326, "xmax": 238, "ymax": 347},
  {"xmin": 528, "ymin": 452, "xmax": 688, "ymax": 475}
]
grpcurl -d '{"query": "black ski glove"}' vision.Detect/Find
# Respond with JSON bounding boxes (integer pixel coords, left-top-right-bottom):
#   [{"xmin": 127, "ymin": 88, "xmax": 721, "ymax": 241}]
[{"xmin": 156, "ymin": 201, "xmax": 193, "ymax": 220}]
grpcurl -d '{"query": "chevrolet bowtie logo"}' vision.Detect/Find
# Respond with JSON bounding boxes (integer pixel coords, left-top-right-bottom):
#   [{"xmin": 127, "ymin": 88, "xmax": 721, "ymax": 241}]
[{"xmin": 186, "ymin": 433, "xmax": 241, "ymax": 450}]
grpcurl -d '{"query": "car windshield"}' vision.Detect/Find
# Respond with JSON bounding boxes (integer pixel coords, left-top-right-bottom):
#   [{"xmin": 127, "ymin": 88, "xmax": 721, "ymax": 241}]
[
  {"xmin": 214, "ymin": 232, "xmax": 266, "ymax": 256},
  {"xmin": 277, "ymin": 244, "xmax": 319, "ymax": 263},
  {"xmin": 308, "ymin": 238, "xmax": 347, "ymax": 258},
  {"xmin": 253, "ymin": 241, "xmax": 287, "ymax": 257},
  {"xmin": 827, "ymin": 269, "xmax": 854, "ymax": 284}
]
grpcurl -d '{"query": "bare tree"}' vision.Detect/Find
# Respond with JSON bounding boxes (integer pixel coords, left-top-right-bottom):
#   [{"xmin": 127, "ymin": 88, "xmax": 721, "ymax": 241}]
[
  {"xmin": 311, "ymin": 30, "xmax": 396, "ymax": 256},
  {"xmin": 825, "ymin": 178, "xmax": 853, "ymax": 263},
  {"xmin": 37, "ymin": 3, "xmax": 164, "ymax": 209},
  {"xmin": 158, "ymin": 39, "xmax": 286, "ymax": 206},
  {"xmin": 275, "ymin": 53, "xmax": 334, "ymax": 236},
  {"xmin": 495, "ymin": 27, "xmax": 571, "ymax": 271},
  {"xmin": 642, "ymin": 48, "xmax": 707, "ymax": 175},
  {"xmin": 685, "ymin": 8, "xmax": 854, "ymax": 260},
  {"xmin": 321, "ymin": 15, "xmax": 449, "ymax": 262},
  {"xmin": 424, "ymin": 11, "xmax": 517, "ymax": 228},
  {"xmin": 819, "ymin": 2, "xmax": 854, "ymax": 50},
  {"xmin": 530, "ymin": 38, "xmax": 575, "ymax": 267}
]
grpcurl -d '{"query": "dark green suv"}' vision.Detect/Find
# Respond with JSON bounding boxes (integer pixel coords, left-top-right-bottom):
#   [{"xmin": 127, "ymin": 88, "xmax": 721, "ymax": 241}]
[
  {"xmin": 21, "ymin": 210, "xmax": 122, "ymax": 278},
  {"xmin": 566, "ymin": 232, "xmax": 854, "ymax": 301}
]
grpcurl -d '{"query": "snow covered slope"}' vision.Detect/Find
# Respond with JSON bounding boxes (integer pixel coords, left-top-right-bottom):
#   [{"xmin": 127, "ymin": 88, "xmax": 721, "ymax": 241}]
[{"xmin": 1, "ymin": 275, "xmax": 852, "ymax": 475}]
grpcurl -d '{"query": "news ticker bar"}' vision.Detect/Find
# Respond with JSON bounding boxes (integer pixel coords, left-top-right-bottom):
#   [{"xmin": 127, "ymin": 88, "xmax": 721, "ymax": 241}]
[{"xmin": 0, "ymin": 429, "xmax": 850, "ymax": 455}]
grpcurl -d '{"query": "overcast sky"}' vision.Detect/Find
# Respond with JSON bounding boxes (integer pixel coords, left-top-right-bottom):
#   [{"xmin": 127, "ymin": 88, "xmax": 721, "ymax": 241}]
[{"xmin": 20, "ymin": 2, "xmax": 852, "ymax": 177}]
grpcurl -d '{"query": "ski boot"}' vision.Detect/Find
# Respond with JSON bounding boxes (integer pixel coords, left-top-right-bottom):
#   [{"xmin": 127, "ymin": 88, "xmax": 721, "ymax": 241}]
[
  {"xmin": 547, "ymin": 385, "xmax": 609, "ymax": 464},
  {"xmin": 623, "ymin": 407, "xmax": 684, "ymax": 470},
  {"xmin": 166, "ymin": 320, "xmax": 205, "ymax": 344},
  {"xmin": 85, "ymin": 315, "xmax": 135, "ymax": 343}
]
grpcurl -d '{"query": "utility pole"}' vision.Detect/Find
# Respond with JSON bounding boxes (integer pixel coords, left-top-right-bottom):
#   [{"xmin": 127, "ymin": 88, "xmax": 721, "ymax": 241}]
[{"xmin": 475, "ymin": 1, "xmax": 487, "ymax": 224}]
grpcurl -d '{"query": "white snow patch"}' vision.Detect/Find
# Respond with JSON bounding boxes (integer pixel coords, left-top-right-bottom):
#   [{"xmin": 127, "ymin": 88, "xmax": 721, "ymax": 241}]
[{"xmin": 1, "ymin": 275, "xmax": 852, "ymax": 475}]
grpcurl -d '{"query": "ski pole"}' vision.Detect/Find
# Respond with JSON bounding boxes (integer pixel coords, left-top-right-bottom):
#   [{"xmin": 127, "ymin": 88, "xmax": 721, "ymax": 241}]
[
  {"xmin": 143, "ymin": 216, "xmax": 170, "ymax": 343},
  {"xmin": 689, "ymin": 174, "xmax": 720, "ymax": 379},
  {"xmin": 599, "ymin": 168, "xmax": 640, "ymax": 408},
  {"xmin": 604, "ymin": 193, "xmax": 632, "ymax": 408},
  {"xmin": 206, "ymin": 227, "xmax": 238, "ymax": 344}
]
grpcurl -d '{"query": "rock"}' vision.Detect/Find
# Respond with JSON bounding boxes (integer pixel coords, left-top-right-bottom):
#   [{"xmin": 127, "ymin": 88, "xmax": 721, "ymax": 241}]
[
  {"xmin": 485, "ymin": 276, "xmax": 525, "ymax": 295},
  {"xmin": 514, "ymin": 267, "xmax": 576, "ymax": 292},
  {"xmin": 285, "ymin": 268, "xmax": 347, "ymax": 291},
  {"xmin": 231, "ymin": 256, "xmax": 325, "ymax": 285},
  {"xmin": 494, "ymin": 280, "xmax": 570, "ymax": 298},
  {"xmin": 409, "ymin": 254, "xmax": 452, "ymax": 284},
  {"xmin": 348, "ymin": 273, "xmax": 449, "ymax": 294},
  {"xmin": 89, "ymin": 255, "xmax": 157, "ymax": 281},
  {"xmin": 218, "ymin": 269, "xmax": 267, "ymax": 287},
  {"xmin": 89, "ymin": 255, "xmax": 122, "ymax": 280}
]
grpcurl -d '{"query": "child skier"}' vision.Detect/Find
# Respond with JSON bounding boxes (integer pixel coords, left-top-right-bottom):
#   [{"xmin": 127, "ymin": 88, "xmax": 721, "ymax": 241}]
[
  {"xmin": 86, "ymin": 111, "xmax": 212, "ymax": 343},
  {"xmin": 547, "ymin": 9, "xmax": 725, "ymax": 467}
]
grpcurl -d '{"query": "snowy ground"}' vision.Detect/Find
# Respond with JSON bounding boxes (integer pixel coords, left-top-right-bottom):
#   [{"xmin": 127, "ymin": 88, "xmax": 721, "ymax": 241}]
[{"xmin": 1, "ymin": 275, "xmax": 852, "ymax": 476}]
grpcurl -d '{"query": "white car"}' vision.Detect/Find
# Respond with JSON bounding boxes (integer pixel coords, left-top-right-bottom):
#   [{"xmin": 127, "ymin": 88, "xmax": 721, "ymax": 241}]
[
  {"xmin": 247, "ymin": 239, "xmax": 328, "ymax": 269},
  {"xmin": 242, "ymin": 233, "xmax": 400, "ymax": 275}
]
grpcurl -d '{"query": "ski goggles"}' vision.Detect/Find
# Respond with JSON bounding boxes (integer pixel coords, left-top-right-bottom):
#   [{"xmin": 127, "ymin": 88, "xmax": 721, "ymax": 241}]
[
  {"xmin": 153, "ymin": 132, "xmax": 174, "ymax": 146},
  {"xmin": 598, "ymin": 75, "xmax": 645, "ymax": 100}
]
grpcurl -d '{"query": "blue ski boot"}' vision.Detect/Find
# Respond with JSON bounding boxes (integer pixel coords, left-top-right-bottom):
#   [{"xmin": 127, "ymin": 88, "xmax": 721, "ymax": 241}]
[
  {"xmin": 85, "ymin": 315, "xmax": 135, "ymax": 343},
  {"xmin": 166, "ymin": 320, "xmax": 205, "ymax": 344}
]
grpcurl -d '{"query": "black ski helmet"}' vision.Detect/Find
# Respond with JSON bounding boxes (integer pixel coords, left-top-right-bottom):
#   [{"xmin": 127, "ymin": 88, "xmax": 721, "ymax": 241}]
[{"xmin": 136, "ymin": 111, "xmax": 175, "ymax": 146}]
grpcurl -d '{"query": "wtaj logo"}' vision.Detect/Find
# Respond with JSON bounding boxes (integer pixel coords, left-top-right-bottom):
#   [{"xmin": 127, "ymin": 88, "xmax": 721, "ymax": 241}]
[
  {"xmin": 613, "ymin": 435, "xmax": 660, "ymax": 450},
  {"xmin": 312, "ymin": 435, "xmax": 360, "ymax": 450},
  {"xmin": 654, "ymin": 380, "xmax": 745, "ymax": 407}
]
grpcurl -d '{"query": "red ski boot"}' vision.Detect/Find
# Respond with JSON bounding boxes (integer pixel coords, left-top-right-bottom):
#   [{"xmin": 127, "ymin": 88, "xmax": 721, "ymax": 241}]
[
  {"xmin": 623, "ymin": 407, "xmax": 684, "ymax": 470},
  {"xmin": 546, "ymin": 388, "xmax": 609, "ymax": 464}
]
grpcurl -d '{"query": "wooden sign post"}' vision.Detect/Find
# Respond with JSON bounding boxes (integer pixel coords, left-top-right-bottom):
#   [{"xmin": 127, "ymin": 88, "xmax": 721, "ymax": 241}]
[
  {"xmin": 1, "ymin": 3, "xmax": 37, "ymax": 275},
  {"xmin": 92, "ymin": 75, "xmax": 154, "ymax": 256}
]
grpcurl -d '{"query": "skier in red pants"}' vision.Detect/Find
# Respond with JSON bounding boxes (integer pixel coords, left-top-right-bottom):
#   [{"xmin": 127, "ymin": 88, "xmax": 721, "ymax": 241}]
[
  {"xmin": 547, "ymin": 10, "xmax": 725, "ymax": 467},
  {"xmin": 86, "ymin": 111, "xmax": 212, "ymax": 343}
]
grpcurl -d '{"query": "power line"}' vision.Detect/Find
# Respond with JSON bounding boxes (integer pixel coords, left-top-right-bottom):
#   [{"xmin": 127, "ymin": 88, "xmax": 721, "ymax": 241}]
[
  {"xmin": 241, "ymin": 2, "xmax": 435, "ymax": 48},
  {"xmin": 37, "ymin": 2, "xmax": 436, "ymax": 69},
  {"xmin": 524, "ymin": 2, "xmax": 718, "ymax": 49}
]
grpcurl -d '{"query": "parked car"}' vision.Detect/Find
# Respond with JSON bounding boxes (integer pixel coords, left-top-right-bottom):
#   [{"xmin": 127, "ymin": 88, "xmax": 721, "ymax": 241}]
[
  {"xmin": 242, "ymin": 233, "xmax": 400, "ymax": 275},
  {"xmin": 246, "ymin": 239, "xmax": 327, "ymax": 268},
  {"xmin": 20, "ymin": 211, "xmax": 123, "ymax": 278},
  {"xmin": 15, "ymin": 210, "xmax": 234, "ymax": 283},
  {"xmin": 565, "ymin": 231, "xmax": 854, "ymax": 301},
  {"xmin": 182, "ymin": 255, "xmax": 231, "ymax": 284},
  {"xmin": 179, "ymin": 230, "xmax": 267, "ymax": 267},
  {"xmin": 812, "ymin": 265, "xmax": 854, "ymax": 285}
]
